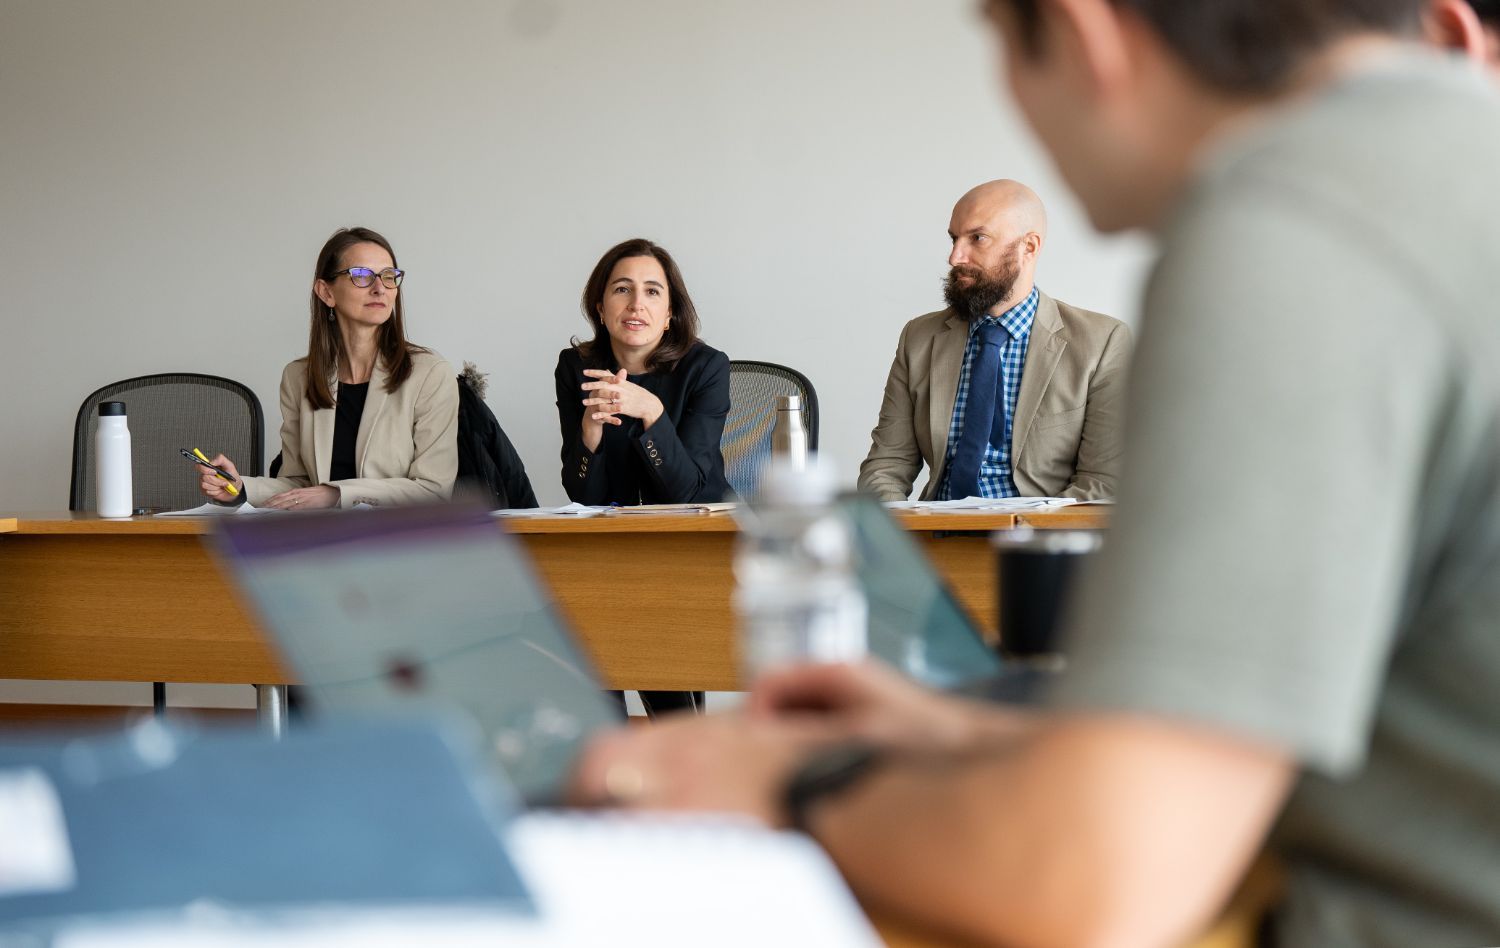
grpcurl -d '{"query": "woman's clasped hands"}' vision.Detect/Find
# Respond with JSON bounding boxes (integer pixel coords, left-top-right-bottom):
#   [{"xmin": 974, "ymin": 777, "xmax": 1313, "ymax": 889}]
[{"xmin": 581, "ymin": 368, "xmax": 664, "ymax": 429}]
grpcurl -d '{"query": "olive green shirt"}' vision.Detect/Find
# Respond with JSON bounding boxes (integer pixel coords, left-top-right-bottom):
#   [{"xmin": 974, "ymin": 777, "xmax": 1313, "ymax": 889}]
[{"xmin": 1050, "ymin": 51, "xmax": 1500, "ymax": 947}]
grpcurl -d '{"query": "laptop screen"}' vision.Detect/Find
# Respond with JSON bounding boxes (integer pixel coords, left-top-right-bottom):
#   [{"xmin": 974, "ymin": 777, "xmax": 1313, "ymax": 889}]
[
  {"xmin": 215, "ymin": 505, "xmax": 623, "ymax": 805},
  {"xmin": 838, "ymin": 494, "xmax": 1004, "ymax": 689}
]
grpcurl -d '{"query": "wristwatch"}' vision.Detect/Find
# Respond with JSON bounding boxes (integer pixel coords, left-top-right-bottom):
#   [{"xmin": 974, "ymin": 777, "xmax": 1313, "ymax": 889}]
[{"xmin": 780, "ymin": 742, "xmax": 885, "ymax": 834}]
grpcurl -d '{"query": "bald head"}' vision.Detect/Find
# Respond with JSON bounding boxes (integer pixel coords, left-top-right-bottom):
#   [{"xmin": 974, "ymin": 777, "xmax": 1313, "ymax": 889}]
[
  {"xmin": 945, "ymin": 180, "xmax": 1048, "ymax": 318},
  {"xmin": 952, "ymin": 179, "xmax": 1049, "ymax": 243}
]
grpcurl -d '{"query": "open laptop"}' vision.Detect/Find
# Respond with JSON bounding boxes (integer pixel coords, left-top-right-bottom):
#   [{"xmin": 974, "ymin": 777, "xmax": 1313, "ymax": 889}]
[
  {"xmin": 836, "ymin": 493, "xmax": 1004, "ymax": 689},
  {"xmin": 216, "ymin": 505, "xmax": 623, "ymax": 806}
]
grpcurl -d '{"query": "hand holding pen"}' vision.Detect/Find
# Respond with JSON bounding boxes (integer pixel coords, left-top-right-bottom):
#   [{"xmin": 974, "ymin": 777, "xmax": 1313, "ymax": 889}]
[{"xmin": 184, "ymin": 448, "xmax": 242, "ymax": 502}]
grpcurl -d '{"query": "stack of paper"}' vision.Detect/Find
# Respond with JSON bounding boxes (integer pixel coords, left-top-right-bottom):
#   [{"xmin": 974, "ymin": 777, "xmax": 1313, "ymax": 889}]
[
  {"xmin": 605, "ymin": 502, "xmax": 738, "ymax": 516},
  {"xmin": 886, "ymin": 496, "xmax": 1087, "ymax": 512},
  {"xmin": 490, "ymin": 503, "xmax": 609, "ymax": 520}
]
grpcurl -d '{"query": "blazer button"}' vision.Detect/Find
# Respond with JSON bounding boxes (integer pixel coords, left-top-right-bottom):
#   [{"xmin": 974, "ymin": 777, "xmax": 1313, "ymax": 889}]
[
  {"xmin": 649, "ymin": 450, "xmax": 659, "ymax": 459},
  {"xmin": 654, "ymin": 459, "xmax": 662, "ymax": 467},
  {"xmin": 578, "ymin": 471, "xmax": 586, "ymax": 479},
  {"xmin": 646, "ymin": 440, "xmax": 655, "ymax": 449}
]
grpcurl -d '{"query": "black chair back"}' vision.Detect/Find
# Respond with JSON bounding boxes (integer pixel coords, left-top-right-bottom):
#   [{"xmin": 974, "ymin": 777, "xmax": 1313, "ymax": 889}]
[
  {"xmin": 723, "ymin": 360, "xmax": 819, "ymax": 499},
  {"xmin": 70, "ymin": 373, "xmax": 264, "ymax": 513}
]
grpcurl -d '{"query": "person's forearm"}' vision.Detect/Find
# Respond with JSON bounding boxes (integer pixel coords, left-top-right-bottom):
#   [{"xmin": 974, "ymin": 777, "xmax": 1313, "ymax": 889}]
[
  {"xmin": 807, "ymin": 718, "xmax": 1287, "ymax": 948},
  {"xmin": 582, "ymin": 421, "xmax": 603, "ymax": 453}
]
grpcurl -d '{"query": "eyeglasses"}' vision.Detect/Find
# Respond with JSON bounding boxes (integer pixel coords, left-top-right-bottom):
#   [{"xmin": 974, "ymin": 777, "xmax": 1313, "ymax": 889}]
[{"xmin": 334, "ymin": 267, "xmax": 404, "ymax": 289}]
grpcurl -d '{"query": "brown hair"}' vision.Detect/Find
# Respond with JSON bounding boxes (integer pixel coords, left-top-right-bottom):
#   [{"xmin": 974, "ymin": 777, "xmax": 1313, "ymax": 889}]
[
  {"xmin": 304, "ymin": 226, "xmax": 423, "ymax": 410},
  {"xmin": 990, "ymin": 0, "xmax": 1422, "ymax": 93},
  {"xmin": 574, "ymin": 238, "xmax": 702, "ymax": 374}
]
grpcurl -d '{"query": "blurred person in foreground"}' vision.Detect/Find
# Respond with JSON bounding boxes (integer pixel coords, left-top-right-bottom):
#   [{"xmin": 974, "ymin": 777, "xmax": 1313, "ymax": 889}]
[
  {"xmin": 567, "ymin": 1, "xmax": 1500, "ymax": 946},
  {"xmin": 1426, "ymin": 0, "xmax": 1500, "ymax": 73}
]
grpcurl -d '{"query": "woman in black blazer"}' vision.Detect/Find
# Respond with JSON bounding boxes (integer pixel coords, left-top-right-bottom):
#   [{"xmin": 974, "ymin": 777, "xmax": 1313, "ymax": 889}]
[
  {"xmin": 555, "ymin": 238, "xmax": 731, "ymax": 506},
  {"xmin": 555, "ymin": 237, "xmax": 731, "ymax": 716}
]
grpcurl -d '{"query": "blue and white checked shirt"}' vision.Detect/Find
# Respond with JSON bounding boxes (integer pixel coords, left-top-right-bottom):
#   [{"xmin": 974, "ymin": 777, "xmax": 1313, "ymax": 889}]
[{"xmin": 938, "ymin": 286, "xmax": 1039, "ymax": 500}]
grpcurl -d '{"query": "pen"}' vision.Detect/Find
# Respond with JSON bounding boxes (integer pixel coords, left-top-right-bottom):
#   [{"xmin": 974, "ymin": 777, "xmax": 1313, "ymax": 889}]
[{"xmin": 182, "ymin": 447, "xmax": 240, "ymax": 497}]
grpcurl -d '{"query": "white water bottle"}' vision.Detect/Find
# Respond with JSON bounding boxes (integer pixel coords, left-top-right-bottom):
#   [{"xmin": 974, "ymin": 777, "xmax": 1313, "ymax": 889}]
[
  {"xmin": 734, "ymin": 458, "xmax": 867, "ymax": 682},
  {"xmin": 95, "ymin": 401, "xmax": 133, "ymax": 518}
]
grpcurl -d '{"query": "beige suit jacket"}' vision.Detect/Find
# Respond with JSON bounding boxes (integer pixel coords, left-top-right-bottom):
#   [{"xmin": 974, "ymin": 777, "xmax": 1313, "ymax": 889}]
[
  {"xmin": 241, "ymin": 349, "xmax": 459, "ymax": 508},
  {"xmin": 858, "ymin": 291, "xmax": 1131, "ymax": 501}
]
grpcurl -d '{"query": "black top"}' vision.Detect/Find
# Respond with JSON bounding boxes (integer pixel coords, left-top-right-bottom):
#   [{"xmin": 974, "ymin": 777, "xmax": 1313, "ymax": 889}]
[
  {"xmin": 554, "ymin": 342, "xmax": 731, "ymax": 505},
  {"xmin": 330, "ymin": 381, "xmax": 369, "ymax": 482}
]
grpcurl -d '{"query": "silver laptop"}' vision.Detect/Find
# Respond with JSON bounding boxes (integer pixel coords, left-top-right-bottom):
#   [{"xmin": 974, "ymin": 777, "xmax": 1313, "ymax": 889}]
[
  {"xmin": 216, "ymin": 505, "xmax": 624, "ymax": 806},
  {"xmin": 835, "ymin": 494, "xmax": 1004, "ymax": 689}
]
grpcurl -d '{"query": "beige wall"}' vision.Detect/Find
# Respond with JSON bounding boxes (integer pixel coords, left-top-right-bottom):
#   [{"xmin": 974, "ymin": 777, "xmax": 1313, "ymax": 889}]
[{"xmin": 0, "ymin": 0, "xmax": 1152, "ymax": 706}]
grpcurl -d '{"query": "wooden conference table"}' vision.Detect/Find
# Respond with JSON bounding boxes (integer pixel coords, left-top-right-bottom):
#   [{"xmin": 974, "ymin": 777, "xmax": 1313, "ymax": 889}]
[
  {"xmin": 0, "ymin": 506, "xmax": 1107, "ymax": 694},
  {"xmin": 3, "ymin": 506, "xmax": 1273, "ymax": 948}
]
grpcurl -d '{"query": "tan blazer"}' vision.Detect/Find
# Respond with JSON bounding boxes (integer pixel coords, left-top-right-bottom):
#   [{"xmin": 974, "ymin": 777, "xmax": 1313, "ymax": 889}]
[
  {"xmin": 858, "ymin": 291, "xmax": 1131, "ymax": 501},
  {"xmin": 241, "ymin": 349, "xmax": 459, "ymax": 508}
]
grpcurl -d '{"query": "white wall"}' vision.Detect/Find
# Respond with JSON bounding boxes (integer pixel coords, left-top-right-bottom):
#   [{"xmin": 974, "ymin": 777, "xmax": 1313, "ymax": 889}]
[{"xmin": 0, "ymin": 0, "xmax": 1153, "ymax": 513}]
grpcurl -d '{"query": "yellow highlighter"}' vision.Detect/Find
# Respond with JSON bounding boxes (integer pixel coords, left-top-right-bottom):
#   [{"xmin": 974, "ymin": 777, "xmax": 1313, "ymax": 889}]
[{"xmin": 184, "ymin": 447, "xmax": 240, "ymax": 497}]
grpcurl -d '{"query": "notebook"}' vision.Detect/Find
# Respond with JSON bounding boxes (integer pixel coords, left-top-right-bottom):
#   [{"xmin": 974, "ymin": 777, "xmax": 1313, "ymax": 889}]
[
  {"xmin": 215, "ymin": 505, "xmax": 624, "ymax": 807},
  {"xmin": 0, "ymin": 717, "xmax": 533, "ymax": 935}
]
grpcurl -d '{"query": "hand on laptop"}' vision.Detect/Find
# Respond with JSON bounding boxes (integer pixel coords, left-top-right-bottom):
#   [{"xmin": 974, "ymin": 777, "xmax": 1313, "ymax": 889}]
[
  {"xmin": 567, "ymin": 713, "xmax": 848, "ymax": 827},
  {"xmin": 750, "ymin": 661, "xmax": 1034, "ymax": 754}
]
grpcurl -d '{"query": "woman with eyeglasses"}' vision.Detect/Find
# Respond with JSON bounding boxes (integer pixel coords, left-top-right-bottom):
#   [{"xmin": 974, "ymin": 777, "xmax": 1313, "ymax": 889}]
[
  {"xmin": 198, "ymin": 226, "xmax": 458, "ymax": 509},
  {"xmin": 556, "ymin": 237, "xmax": 731, "ymax": 716}
]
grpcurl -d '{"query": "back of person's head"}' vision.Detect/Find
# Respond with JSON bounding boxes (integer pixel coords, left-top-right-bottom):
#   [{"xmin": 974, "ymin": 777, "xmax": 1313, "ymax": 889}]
[
  {"xmin": 305, "ymin": 226, "xmax": 420, "ymax": 409},
  {"xmin": 997, "ymin": 0, "xmax": 1425, "ymax": 92},
  {"xmin": 1473, "ymin": 0, "xmax": 1500, "ymax": 24},
  {"xmin": 576, "ymin": 238, "xmax": 702, "ymax": 374}
]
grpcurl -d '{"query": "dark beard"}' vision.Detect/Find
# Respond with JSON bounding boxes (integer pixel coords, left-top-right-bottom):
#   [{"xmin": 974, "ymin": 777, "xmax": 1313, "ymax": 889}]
[{"xmin": 943, "ymin": 244, "xmax": 1023, "ymax": 320}]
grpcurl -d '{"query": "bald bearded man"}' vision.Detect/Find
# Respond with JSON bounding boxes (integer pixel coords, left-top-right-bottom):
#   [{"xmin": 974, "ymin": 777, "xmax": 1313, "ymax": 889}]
[{"xmin": 859, "ymin": 180, "xmax": 1132, "ymax": 501}]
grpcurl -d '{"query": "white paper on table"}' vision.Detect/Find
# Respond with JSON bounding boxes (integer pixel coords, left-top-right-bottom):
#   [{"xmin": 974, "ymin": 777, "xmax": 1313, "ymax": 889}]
[
  {"xmin": 153, "ymin": 502, "xmax": 272, "ymax": 517},
  {"xmin": 606, "ymin": 502, "xmax": 738, "ymax": 516},
  {"xmin": 490, "ymin": 503, "xmax": 608, "ymax": 519},
  {"xmin": 0, "ymin": 768, "xmax": 77, "ymax": 896},
  {"xmin": 504, "ymin": 812, "xmax": 883, "ymax": 945},
  {"xmin": 885, "ymin": 495, "xmax": 1084, "ymax": 511}
]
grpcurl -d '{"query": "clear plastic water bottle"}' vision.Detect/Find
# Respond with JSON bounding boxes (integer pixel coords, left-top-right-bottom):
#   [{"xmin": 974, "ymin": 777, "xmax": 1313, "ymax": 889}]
[
  {"xmin": 95, "ymin": 401, "xmax": 133, "ymax": 518},
  {"xmin": 734, "ymin": 458, "xmax": 868, "ymax": 682}
]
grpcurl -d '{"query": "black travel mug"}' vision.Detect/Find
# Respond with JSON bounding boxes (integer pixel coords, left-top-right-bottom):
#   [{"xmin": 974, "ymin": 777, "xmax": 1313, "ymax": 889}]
[{"xmin": 992, "ymin": 529, "xmax": 1102, "ymax": 661}]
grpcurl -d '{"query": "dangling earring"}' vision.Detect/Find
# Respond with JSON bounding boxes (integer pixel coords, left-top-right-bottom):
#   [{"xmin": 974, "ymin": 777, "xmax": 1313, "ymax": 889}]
[{"xmin": 327, "ymin": 306, "xmax": 336, "ymax": 322}]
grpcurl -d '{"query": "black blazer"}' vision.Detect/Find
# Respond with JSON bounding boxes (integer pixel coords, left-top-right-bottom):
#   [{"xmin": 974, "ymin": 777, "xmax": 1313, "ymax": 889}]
[{"xmin": 555, "ymin": 342, "xmax": 731, "ymax": 505}]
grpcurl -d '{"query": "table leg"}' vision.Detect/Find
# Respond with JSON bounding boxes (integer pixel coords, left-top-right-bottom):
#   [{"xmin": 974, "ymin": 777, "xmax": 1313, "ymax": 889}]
[{"xmin": 255, "ymin": 684, "xmax": 287, "ymax": 738}]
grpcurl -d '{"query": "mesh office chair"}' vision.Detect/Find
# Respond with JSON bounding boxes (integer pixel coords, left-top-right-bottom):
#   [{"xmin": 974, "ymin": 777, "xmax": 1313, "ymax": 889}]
[
  {"xmin": 723, "ymin": 361, "xmax": 820, "ymax": 499},
  {"xmin": 71, "ymin": 373, "xmax": 264, "ymax": 514},
  {"xmin": 70, "ymin": 373, "xmax": 264, "ymax": 718}
]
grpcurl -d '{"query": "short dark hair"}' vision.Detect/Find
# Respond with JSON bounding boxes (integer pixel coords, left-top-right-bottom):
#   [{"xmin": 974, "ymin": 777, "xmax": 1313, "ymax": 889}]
[
  {"xmin": 575, "ymin": 238, "xmax": 702, "ymax": 374},
  {"xmin": 1471, "ymin": 0, "xmax": 1500, "ymax": 27},
  {"xmin": 992, "ymin": 0, "xmax": 1424, "ymax": 92}
]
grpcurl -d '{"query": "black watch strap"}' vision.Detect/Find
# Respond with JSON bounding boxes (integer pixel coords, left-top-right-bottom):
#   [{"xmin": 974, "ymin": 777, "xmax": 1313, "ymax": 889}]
[{"xmin": 781, "ymin": 742, "xmax": 885, "ymax": 834}]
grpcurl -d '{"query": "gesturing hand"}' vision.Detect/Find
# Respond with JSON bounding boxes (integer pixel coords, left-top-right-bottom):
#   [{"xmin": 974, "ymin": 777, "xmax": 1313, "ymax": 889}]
[{"xmin": 582, "ymin": 369, "xmax": 665, "ymax": 430}]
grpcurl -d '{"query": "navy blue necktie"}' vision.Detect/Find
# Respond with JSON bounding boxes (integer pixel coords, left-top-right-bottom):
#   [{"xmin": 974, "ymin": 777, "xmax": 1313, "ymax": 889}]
[{"xmin": 947, "ymin": 323, "xmax": 1006, "ymax": 499}]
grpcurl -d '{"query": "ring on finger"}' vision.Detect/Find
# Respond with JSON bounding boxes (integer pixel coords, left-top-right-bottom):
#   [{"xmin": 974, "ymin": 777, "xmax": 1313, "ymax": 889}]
[{"xmin": 603, "ymin": 762, "xmax": 648, "ymax": 804}]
